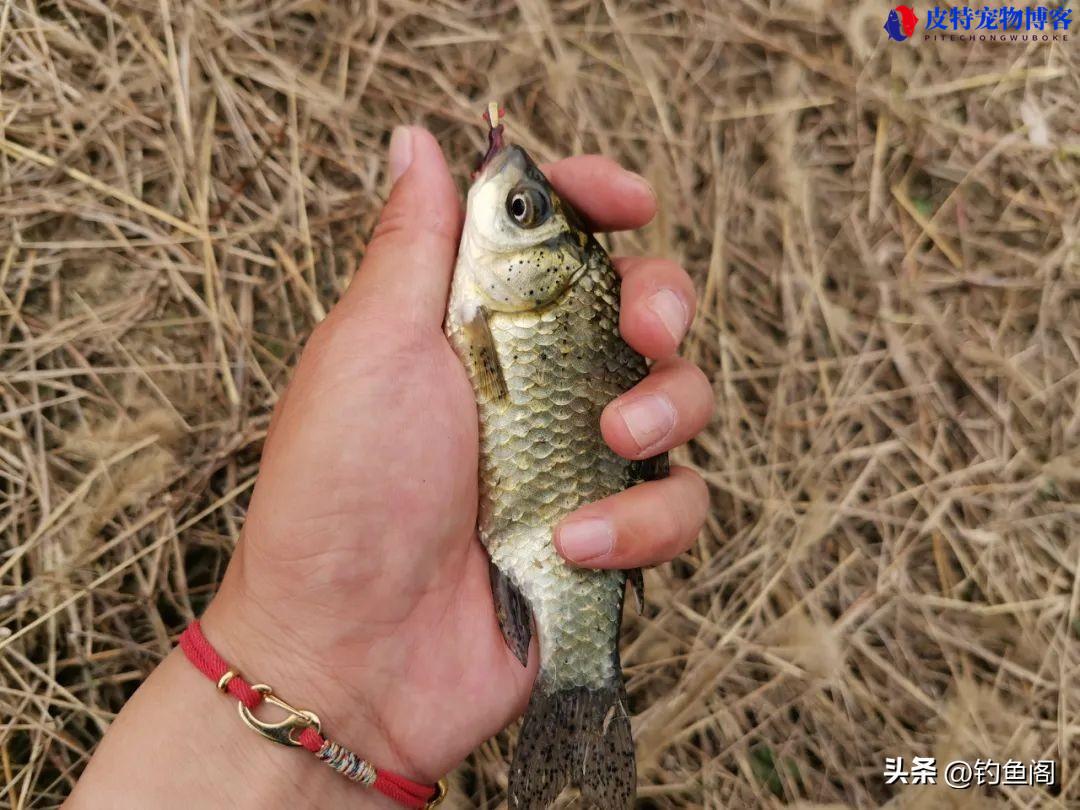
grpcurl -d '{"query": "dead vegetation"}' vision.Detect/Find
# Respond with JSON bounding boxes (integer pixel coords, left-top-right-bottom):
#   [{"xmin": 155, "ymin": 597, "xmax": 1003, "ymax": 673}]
[{"xmin": 1, "ymin": 1, "xmax": 1078, "ymax": 807}]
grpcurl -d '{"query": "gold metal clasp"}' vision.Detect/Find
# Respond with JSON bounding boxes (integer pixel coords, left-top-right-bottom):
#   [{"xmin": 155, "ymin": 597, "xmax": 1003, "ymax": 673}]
[
  {"xmin": 426, "ymin": 777, "xmax": 449, "ymax": 808},
  {"xmin": 237, "ymin": 683, "xmax": 321, "ymax": 747}
]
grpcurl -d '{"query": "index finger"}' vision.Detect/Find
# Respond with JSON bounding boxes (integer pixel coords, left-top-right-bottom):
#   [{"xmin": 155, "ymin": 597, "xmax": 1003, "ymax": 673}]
[{"xmin": 540, "ymin": 155, "xmax": 657, "ymax": 233}]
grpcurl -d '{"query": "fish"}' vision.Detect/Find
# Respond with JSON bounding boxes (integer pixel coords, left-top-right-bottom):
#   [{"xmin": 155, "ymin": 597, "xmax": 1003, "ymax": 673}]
[{"xmin": 445, "ymin": 108, "xmax": 667, "ymax": 808}]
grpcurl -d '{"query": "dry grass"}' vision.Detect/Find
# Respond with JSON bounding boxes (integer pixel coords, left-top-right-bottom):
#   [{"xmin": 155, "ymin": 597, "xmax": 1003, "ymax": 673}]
[{"xmin": 2, "ymin": 1, "xmax": 1078, "ymax": 807}]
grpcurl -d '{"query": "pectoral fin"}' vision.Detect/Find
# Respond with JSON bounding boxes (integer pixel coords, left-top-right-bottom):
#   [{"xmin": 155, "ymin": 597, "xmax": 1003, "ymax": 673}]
[
  {"xmin": 463, "ymin": 306, "xmax": 508, "ymax": 401},
  {"xmin": 490, "ymin": 563, "xmax": 532, "ymax": 666}
]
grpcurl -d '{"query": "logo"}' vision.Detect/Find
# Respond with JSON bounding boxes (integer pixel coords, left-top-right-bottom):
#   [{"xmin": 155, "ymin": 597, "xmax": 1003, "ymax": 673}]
[
  {"xmin": 884, "ymin": 5, "xmax": 1072, "ymax": 42},
  {"xmin": 884, "ymin": 5, "xmax": 920, "ymax": 40}
]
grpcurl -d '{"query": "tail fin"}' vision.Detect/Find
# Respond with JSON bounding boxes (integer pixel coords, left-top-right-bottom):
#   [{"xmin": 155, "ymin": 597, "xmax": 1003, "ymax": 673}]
[{"xmin": 508, "ymin": 682, "xmax": 635, "ymax": 809}]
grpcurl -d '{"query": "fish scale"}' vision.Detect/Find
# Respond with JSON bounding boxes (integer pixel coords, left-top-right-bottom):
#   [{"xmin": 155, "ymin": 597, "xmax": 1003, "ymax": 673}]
[{"xmin": 477, "ymin": 256, "xmax": 644, "ymax": 689}]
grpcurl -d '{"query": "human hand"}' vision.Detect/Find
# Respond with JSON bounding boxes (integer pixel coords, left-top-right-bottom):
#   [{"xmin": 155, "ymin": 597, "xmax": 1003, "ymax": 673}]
[{"xmin": 201, "ymin": 126, "xmax": 713, "ymax": 789}]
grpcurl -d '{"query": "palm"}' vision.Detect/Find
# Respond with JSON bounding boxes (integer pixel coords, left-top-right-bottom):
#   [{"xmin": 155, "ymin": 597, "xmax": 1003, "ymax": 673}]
[{"xmin": 238, "ymin": 311, "xmax": 535, "ymax": 779}]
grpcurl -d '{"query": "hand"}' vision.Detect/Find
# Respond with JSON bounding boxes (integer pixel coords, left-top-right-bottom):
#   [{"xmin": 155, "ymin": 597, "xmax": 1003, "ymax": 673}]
[{"xmin": 201, "ymin": 126, "xmax": 713, "ymax": 789}]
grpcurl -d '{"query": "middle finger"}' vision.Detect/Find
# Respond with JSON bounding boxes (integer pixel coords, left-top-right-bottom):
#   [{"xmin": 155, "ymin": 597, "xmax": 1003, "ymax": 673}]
[
  {"xmin": 616, "ymin": 256, "xmax": 697, "ymax": 359},
  {"xmin": 601, "ymin": 356, "xmax": 713, "ymax": 461}
]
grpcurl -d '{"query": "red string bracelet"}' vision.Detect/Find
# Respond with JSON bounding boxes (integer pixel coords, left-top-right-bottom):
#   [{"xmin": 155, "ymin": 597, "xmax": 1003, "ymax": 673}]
[{"xmin": 179, "ymin": 621, "xmax": 446, "ymax": 808}]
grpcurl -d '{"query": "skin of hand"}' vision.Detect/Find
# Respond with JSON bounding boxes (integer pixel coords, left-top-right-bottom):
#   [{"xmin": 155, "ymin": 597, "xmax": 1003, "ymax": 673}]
[{"xmin": 69, "ymin": 126, "xmax": 712, "ymax": 807}]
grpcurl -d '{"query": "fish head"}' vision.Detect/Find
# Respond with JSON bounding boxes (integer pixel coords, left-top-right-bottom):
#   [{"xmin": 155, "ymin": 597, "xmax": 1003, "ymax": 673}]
[
  {"xmin": 468, "ymin": 144, "xmax": 576, "ymax": 253},
  {"xmin": 461, "ymin": 144, "xmax": 590, "ymax": 312}
]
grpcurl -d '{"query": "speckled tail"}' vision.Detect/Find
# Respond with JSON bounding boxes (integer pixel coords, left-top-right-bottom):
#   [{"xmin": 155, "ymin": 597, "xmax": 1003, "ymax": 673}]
[{"xmin": 508, "ymin": 679, "xmax": 635, "ymax": 809}]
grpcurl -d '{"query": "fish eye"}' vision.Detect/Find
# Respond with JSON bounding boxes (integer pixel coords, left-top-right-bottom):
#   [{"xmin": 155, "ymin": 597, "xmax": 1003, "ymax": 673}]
[{"xmin": 506, "ymin": 187, "xmax": 550, "ymax": 228}]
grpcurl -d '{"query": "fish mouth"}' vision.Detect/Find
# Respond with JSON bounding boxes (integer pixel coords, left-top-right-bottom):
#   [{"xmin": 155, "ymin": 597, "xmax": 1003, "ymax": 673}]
[
  {"xmin": 475, "ymin": 123, "xmax": 507, "ymax": 175},
  {"xmin": 476, "ymin": 143, "xmax": 531, "ymax": 185}
]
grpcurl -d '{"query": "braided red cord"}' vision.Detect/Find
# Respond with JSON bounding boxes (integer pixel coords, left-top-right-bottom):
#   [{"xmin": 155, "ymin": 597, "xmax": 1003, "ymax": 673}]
[
  {"xmin": 179, "ymin": 621, "xmax": 438, "ymax": 808},
  {"xmin": 179, "ymin": 621, "xmax": 262, "ymax": 708}
]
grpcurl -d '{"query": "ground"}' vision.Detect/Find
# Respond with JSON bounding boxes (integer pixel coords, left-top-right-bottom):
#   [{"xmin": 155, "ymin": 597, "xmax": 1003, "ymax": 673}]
[{"xmin": 1, "ymin": 1, "xmax": 1077, "ymax": 807}]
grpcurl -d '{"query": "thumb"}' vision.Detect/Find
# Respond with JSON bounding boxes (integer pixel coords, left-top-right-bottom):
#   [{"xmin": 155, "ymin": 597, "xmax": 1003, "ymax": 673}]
[{"xmin": 344, "ymin": 125, "xmax": 463, "ymax": 324}]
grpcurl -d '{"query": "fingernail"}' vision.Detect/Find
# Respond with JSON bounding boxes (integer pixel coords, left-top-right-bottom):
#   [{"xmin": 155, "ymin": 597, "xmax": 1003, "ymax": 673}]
[
  {"xmin": 616, "ymin": 394, "xmax": 675, "ymax": 452},
  {"xmin": 388, "ymin": 126, "xmax": 413, "ymax": 183},
  {"xmin": 617, "ymin": 169, "xmax": 655, "ymax": 201},
  {"xmin": 557, "ymin": 518, "xmax": 615, "ymax": 562},
  {"xmin": 647, "ymin": 289, "xmax": 688, "ymax": 344}
]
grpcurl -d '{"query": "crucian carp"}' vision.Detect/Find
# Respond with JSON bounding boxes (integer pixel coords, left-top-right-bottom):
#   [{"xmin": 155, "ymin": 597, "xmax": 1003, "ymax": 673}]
[{"xmin": 445, "ymin": 104, "xmax": 667, "ymax": 808}]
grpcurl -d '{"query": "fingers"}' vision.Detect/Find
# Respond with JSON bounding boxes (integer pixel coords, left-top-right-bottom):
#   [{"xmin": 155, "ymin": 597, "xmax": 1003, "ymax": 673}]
[
  {"xmin": 615, "ymin": 257, "xmax": 696, "ymax": 358},
  {"xmin": 540, "ymin": 155, "xmax": 656, "ymax": 232},
  {"xmin": 341, "ymin": 126, "xmax": 463, "ymax": 325},
  {"xmin": 600, "ymin": 356, "xmax": 713, "ymax": 461},
  {"xmin": 554, "ymin": 466, "xmax": 708, "ymax": 568}
]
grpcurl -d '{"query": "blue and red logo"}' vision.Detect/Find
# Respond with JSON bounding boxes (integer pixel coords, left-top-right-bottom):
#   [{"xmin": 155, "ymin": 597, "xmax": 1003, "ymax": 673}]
[
  {"xmin": 884, "ymin": 5, "xmax": 919, "ymax": 40},
  {"xmin": 883, "ymin": 5, "xmax": 1071, "ymax": 42}
]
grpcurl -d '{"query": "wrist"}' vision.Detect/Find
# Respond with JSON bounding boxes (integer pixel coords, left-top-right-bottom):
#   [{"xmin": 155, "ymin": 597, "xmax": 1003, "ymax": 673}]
[
  {"xmin": 199, "ymin": 571, "xmax": 442, "ymax": 787},
  {"xmin": 69, "ymin": 645, "xmax": 400, "ymax": 810}
]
